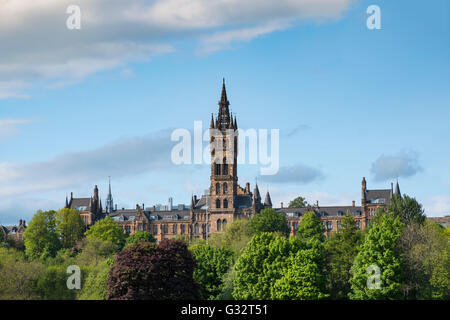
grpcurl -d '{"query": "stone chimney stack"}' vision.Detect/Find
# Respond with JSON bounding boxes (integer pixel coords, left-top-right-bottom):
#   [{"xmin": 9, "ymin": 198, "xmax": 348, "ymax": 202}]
[
  {"xmin": 281, "ymin": 202, "xmax": 284, "ymax": 208},
  {"xmin": 352, "ymin": 200, "xmax": 355, "ymax": 207}
]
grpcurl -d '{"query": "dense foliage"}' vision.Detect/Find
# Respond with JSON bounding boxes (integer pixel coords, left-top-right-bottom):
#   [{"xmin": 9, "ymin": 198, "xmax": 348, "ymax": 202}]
[
  {"xmin": 106, "ymin": 239, "xmax": 199, "ymax": 300},
  {"xmin": 2, "ymin": 193, "xmax": 448, "ymax": 300}
]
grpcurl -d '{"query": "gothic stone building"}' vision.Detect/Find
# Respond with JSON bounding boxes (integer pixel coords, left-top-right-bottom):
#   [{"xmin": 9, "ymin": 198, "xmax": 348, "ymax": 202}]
[{"xmin": 65, "ymin": 81, "xmax": 400, "ymax": 242}]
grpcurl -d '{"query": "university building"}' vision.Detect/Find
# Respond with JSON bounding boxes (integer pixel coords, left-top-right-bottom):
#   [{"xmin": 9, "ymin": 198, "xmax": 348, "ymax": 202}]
[{"xmin": 64, "ymin": 81, "xmax": 402, "ymax": 241}]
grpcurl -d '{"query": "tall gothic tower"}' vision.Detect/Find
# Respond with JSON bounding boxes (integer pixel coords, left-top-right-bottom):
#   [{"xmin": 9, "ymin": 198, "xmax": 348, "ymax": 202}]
[{"xmin": 209, "ymin": 79, "xmax": 238, "ymax": 225}]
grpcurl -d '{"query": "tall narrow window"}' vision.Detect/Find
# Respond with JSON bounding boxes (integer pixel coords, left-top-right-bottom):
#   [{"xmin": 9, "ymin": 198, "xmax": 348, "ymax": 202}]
[
  {"xmin": 217, "ymin": 219, "xmax": 221, "ymax": 232},
  {"xmin": 215, "ymin": 163, "xmax": 220, "ymax": 175},
  {"xmin": 223, "ymin": 182, "xmax": 228, "ymax": 194},
  {"xmin": 223, "ymin": 199, "xmax": 228, "ymax": 208},
  {"xmin": 223, "ymin": 158, "xmax": 228, "ymax": 175},
  {"xmin": 194, "ymin": 223, "xmax": 199, "ymax": 234},
  {"xmin": 216, "ymin": 199, "xmax": 221, "ymax": 209},
  {"xmin": 222, "ymin": 219, "xmax": 227, "ymax": 229},
  {"xmin": 216, "ymin": 183, "xmax": 220, "ymax": 195}
]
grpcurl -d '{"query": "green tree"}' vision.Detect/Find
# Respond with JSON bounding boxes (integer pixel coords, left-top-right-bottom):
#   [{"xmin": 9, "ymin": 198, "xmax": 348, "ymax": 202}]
[
  {"xmin": 388, "ymin": 194, "xmax": 426, "ymax": 225},
  {"xmin": 288, "ymin": 196, "xmax": 308, "ymax": 208},
  {"xmin": 78, "ymin": 258, "xmax": 113, "ymax": 300},
  {"xmin": 349, "ymin": 212, "xmax": 405, "ymax": 299},
  {"xmin": 325, "ymin": 213, "xmax": 363, "ymax": 299},
  {"xmin": 84, "ymin": 216, "xmax": 126, "ymax": 248},
  {"xmin": 248, "ymin": 208, "xmax": 289, "ymax": 237},
  {"xmin": 0, "ymin": 247, "xmax": 43, "ymax": 299},
  {"xmin": 233, "ymin": 233, "xmax": 302, "ymax": 299},
  {"xmin": 208, "ymin": 218, "xmax": 251, "ymax": 257},
  {"xmin": 272, "ymin": 247, "xmax": 328, "ymax": 300},
  {"xmin": 55, "ymin": 208, "xmax": 85, "ymax": 249},
  {"xmin": 190, "ymin": 243, "xmax": 234, "ymax": 299},
  {"xmin": 295, "ymin": 211, "xmax": 325, "ymax": 245},
  {"xmin": 125, "ymin": 230, "xmax": 156, "ymax": 247},
  {"xmin": 23, "ymin": 210, "xmax": 61, "ymax": 260},
  {"xmin": 399, "ymin": 221, "xmax": 450, "ymax": 299}
]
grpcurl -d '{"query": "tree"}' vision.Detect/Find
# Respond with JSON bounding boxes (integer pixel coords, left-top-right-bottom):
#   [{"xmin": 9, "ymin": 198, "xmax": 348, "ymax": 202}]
[
  {"xmin": 78, "ymin": 258, "xmax": 113, "ymax": 300},
  {"xmin": 295, "ymin": 211, "xmax": 325, "ymax": 245},
  {"xmin": 208, "ymin": 218, "xmax": 251, "ymax": 257},
  {"xmin": 23, "ymin": 210, "xmax": 61, "ymax": 260},
  {"xmin": 125, "ymin": 231, "xmax": 156, "ymax": 247},
  {"xmin": 288, "ymin": 196, "xmax": 308, "ymax": 208},
  {"xmin": 190, "ymin": 243, "xmax": 234, "ymax": 299},
  {"xmin": 325, "ymin": 213, "xmax": 363, "ymax": 299},
  {"xmin": 272, "ymin": 247, "xmax": 328, "ymax": 300},
  {"xmin": 248, "ymin": 208, "xmax": 289, "ymax": 237},
  {"xmin": 233, "ymin": 233, "xmax": 303, "ymax": 299},
  {"xmin": 398, "ymin": 221, "xmax": 450, "ymax": 299},
  {"xmin": 55, "ymin": 208, "xmax": 85, "ymax": 249},
  {"xmin": 85, "ymin": 216, "xmax": 126, "ymax": 248},
  {"xmin": 349, "ymin": 212, "xmax": 405, "ymax": 299},
  {"xmin": 0, "ymin": 247, "xmax": 43, "ymax": 299},
  {"xmin": 106, "ymin": 239, "xmax": 199, "ymax": 300},
  {"xmin": 388, "ymin": 194, "xmax": 426, "ymax": 225}
]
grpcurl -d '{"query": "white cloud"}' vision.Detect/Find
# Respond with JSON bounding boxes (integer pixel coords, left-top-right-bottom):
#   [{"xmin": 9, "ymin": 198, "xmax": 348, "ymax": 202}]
[
  {"xmin": 0, "ymin": 118, "xmax": 33, "ymax": 142},
  {"xmin": 260, "ymin": 163, "xmax": 324, "ymax": 184},
  {"xmin": 0, "ymin": 0, "xmax": 353, "ymax": 98},
  {"xmin": 370, "ymin": 150, "xmax": 422, "ymax": 182}
]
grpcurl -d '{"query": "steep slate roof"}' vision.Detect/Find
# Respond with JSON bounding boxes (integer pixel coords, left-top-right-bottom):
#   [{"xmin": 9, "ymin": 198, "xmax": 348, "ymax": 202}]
[
  {"xmin": 365, "ymin": 189, "xmax": 392, "ymax": 204},
  {"xmin": 70, "ymin": 198, "xmax": 91, "ymax": 210},
  {"xmin": 236, "ymin": 195, "xmax": 252, "ymax": 209}
]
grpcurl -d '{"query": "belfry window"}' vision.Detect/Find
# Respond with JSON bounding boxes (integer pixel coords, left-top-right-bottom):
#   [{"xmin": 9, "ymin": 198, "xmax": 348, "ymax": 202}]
[
  {"xmin": 223, "ymin": 183, "xmax": 228, "ymax": 194},
  {"xmin": 223, "ymin": 199, "xmax": 228, "ymax": 208},
  {"xmin": 216, "ymin": 183, "xmax": 220, "ymax": 195},
  {"xmin": 223, "ymin": 158, "xmax": 228, "ymax": 175},
  {"xmin": 216, "ymin": 199, "xmax": 221, "ymax": 209},
  {"xmin": 215, "ymin": 163, "xmax": 221, "ymax": 175}
]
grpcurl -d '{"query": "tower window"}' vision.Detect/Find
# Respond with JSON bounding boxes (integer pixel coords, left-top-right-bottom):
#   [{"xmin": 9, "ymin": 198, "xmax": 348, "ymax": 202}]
[
  {"xmin": 216, "ymin": 199, "xmax": 221, "ymax": 209},
  {"xmin": 216, "ymin": 183, "xmax": 220, "ymax": 195},
  {"xmin": 223, "ymin": 158, "xmax": 228, "ymax": 175},
  {"xmin": 223, "ymin": 182, "xmax": 228, "ymax": 194},
  {"xmin": 223, "ymin": 199, "xmax": 228, "ymax": 208},
  {"xmin": 215, "ymin": 163, "xmax": 220, "ymax": 175},
  {"xmin": 217, "ymin": 219, "xmax": 221, "ymax": 232}
]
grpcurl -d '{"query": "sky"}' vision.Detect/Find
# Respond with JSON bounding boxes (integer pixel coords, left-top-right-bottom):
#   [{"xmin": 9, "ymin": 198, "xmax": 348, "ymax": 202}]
[{"xmin": 1, "ymin": 0, "xmax": 449, "ymax": 225}]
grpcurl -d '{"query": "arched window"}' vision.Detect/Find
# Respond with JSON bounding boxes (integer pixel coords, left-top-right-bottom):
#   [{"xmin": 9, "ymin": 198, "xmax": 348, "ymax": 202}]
[
  {"xmin": 222, "ymin": 219, "xmax": 227, "ymax": 229},
  {"xmin": 223, "ymin": 199, "xmax": 228, "ymax": 209},
  {"xmin": 223, "ymin": 158, "xmax": 228, "ymax": 175},
  {"xmin": 223, "ymin": 182, "xmax": 227, "ymax": 194},
  {"xmin": 194, "ymin": 223, "xmax": 199, "ymax": 234},
  {"xmin": 207, "ymin": 224, "xmax": 210, "ymax": 233},
  {"xmin": 217, "ymin": 219, "xmax": 222, "ymax": 232},
  {"xmin": 216, "ymin": 183, "xmax": 220, "ymax": 195},
  {"xmin": 216, "ymin": 199, "xmax": 221, "ymax": 209}
]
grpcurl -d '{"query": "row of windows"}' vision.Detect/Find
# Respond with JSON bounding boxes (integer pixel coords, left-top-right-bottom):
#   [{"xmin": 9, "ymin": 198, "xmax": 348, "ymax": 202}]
[
  {"xmin": 214, "ymin": 158, "xmax": 230, "ymax": 175},
  {"xmin": 216, "ymin": 198, "xmax": 229, "ymax": 209},
  {"xmin": 217, "ymin": 219, "xmax": 227, "ymax": 232},
  {"xmin": 215, "ymin": 182, "xmax": 228, "ymax": 195}
]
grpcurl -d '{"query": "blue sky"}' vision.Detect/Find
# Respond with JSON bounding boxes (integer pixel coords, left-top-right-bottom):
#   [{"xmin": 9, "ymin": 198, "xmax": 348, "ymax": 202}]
[{"xmin": 1, "ymin": 0, "xmax": 449, "ymax": 224}]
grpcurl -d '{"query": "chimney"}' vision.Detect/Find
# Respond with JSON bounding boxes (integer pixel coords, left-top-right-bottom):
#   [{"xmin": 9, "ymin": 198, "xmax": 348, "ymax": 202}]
[
  {"xmin": 23, "ymin": 220, "xmax": 26, "ymax": 227},
  {"xmin": 281, "ymin": 202, "xmax": 284, "ymax": 208},
  {"xmin": 19, "ymin": 219, "xmax": 22, "ymax": 226},
  {"xmin": 153, "ymin": 205, "xmax": 156, "ymax": 211},
  {"xmin": 168, "ymin": 197, "xmax": 173, "ymax": 211},
  {"xmin": 316, "ymin": 200, "xmax": 319, "ymax": 207},
  {"xmin": 352, "ymin": 200, "xmax": 355, "ymax": 207},
  {"xmin": 245, "ymin": 182, "xmax": 250, "ymax": 193}
]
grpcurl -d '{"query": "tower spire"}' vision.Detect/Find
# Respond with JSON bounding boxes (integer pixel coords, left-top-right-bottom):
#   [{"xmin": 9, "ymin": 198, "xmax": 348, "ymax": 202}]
[{"xmin": 217, "ymin": 78, "xmax": 231, "ymax": 130}]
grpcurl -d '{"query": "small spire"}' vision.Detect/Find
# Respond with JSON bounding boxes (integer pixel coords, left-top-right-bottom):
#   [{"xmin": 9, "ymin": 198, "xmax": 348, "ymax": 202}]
[
  {"xmin": 65, "ymin": 196, "xmax": 69, "ymax": 208},
  {"xmin": 395, "ymin": 180, "xmax": 401, "ymax": 197},
  {"xmin": 264, "ymin": 191, "xmax": 272, "ymax": 207},
  {"xmin": 234, "ymin": 116, "xmax": 237, "ymax": 129},
  {"xmin": 210, "ymin": 113, "xmax": 215, "ymax": 129}
]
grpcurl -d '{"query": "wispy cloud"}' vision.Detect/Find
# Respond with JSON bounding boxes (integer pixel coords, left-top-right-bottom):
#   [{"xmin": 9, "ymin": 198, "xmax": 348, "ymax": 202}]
[
  {"xmin": 0, "ymin": 0, "xmax": 353, "ymax": 98},
  {"xmin": 286, "ymin": 124, "xmax": 311, "ymax": 137},
  {"xmin": 0, "ymin": 129, "xmax": 179, "ymax": 198},
  {"xmin": 423, "ymin": 195, "xmax": 450, "ymax": 217},
  {"xmin": 0, "ymin": 118, "xmax": 34, "ymax": 142},
  {"xmin": 370, "ymin": 150, "xmax": 422, "ymax": 182},
  {"xmin": 259, "ymin": 163, "xmax": 324, "ymax": 184}
]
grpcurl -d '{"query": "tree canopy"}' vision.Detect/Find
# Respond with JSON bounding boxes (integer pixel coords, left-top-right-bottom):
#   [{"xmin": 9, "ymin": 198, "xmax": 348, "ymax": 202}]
[
  {"xmin": 125, "ymin": 230, "xmax": 156, "ymax": 247},
  {"xmin": 248, "ymin": 208, "xmax": 290, "ymax": 237},
  {"xmin": 388, "ymin": 194, "xmax": 426, "ymax": 225},
  {"xmin": 288, "ymin": 196, "xmax": 308, "ymax": 208},
  {"xmin": 85, "ymin": 216, "xmax": 126, "ymax": 248}
]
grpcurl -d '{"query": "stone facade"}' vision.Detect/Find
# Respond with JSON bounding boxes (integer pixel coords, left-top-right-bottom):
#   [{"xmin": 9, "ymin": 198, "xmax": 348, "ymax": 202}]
[{"xmin": 64, "ymin": 80, "xmax": 403, "ymax": 241}]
